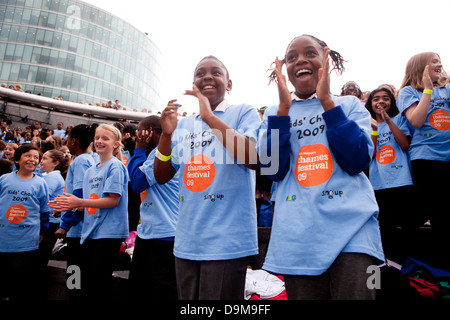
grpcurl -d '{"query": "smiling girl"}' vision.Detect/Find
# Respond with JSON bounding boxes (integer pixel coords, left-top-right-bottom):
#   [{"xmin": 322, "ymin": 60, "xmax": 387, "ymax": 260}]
[
  {"xmin": 366, "ymin": 88, "xmax": 418, "ymax": 264},
  {"xmin": 397, "ymin": 52, "xmax": 450, "ymax": 270},
  {"xmin": 0, "ymin": 144, "xmax": 49, "ymax": 300},
  {"xmin": 258, "ymin": 35, "xmax": 384, "ymax": 300},
  {"xmin": 154, "ymin": 56, "xmax": 260, "ymax": 300},
  {"xmin": 50, "ymin": 123, "xmax": 129, "ymax": 299}
]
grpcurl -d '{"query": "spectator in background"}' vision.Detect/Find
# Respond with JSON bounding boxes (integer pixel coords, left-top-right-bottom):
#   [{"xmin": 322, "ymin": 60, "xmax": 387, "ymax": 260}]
[
  {"xmin": 113, "ymin": 100, "xmax": 122, "ymax": 110},
  {"xmin": 340, "ymin": 81, "xmax": 362, "ymax": 99},
  {"xmin": 33, "ymin": 121, "xmax": 42, "ymax": 132},
  {"xmin": 378, "ymin": 84, "xmax": 398, "ymax": 99},
  {"xmin": 53, "ymin": 122, "xmax": 65, "ymax": 138},
  {"xmin": 360, "ymin": 91, "xmax": 371, "ymax": 103}
]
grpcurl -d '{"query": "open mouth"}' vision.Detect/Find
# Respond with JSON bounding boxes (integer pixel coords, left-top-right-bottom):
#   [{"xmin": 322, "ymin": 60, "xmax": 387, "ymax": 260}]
[
  {"xmin": 202, "ymin": 85, "xmax": 216, "ymax": 91},
  {"xmin": 295, "ymin": 69, "xmax": 313, "ymax": 78}
]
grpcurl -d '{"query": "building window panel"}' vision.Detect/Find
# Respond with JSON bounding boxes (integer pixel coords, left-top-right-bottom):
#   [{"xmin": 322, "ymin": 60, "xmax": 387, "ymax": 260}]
[
  {"xmin": 57, "ymin": 51, "xmax": 66, "ymax": 68},
  {"xmin": 5, "ymin": 44, "xmax": 15, "ymax": 60},
  {"xmin": 25, "ymin": 27, "xmax": 36, "ymax": 43},
  {"xmin": 9, "ymin": 25, "xmax": 19, "ymax": 42},
  {"xmin": 27, "ymin": 65, "xmax": 37, "ymax": 82},
  {"xmin": 0, "ymin": 63, "xmax": 11, "ymax": 81},
  {"xmin": 13, "ymin": 44, "xmax": 24, "ymax": 61},
  {"xmin": 45, "ymin": 68, "xmax": 55, "ymax": 85},
  {"xmin": 0, "ymin": 24, "xmax": 11, "ymax": 41},
  {"xmin": 18, "ymin": 64, "xmax": 29, "ymax": 82},
  {"xmin": 13, "ymin": 7, "xmax": 24, "ymax": 24},
  {"xmin": 35, "ymin": 28, "xmax": 45, "ymax": 45},
  {"xmin": 10, "ymin": 64, "xmax": 20, "ymax": 81},
  {"xmin": 44, "ymin": 30, "xmax": 53, "ymax": 46},
  {"xmin": 23, "ymin": 45, "xmax": 32, "ymax": 62}
]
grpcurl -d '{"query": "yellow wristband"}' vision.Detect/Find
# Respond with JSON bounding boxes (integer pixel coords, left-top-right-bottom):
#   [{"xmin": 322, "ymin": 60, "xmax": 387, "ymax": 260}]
[
  {"xmin": 423, "ymin": 89, "xmax": 433, "ymax": 95},
  {"xmin": 371, "ymin": 130, "xmax": 378, "ymax": 136},
  {"xmin": 155, "ymin": 147, "xmax": 171, "ymax": 162}
]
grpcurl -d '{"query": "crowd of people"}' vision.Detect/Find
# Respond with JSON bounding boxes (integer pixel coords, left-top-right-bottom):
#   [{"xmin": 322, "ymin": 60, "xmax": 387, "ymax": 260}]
[
  {"xmin": 0, "ymin": 82, "xmax": 156, "ymax": 113},
  {"xmin": 0, "ymin": 34, "xmax": 449, "ymax": 301}
]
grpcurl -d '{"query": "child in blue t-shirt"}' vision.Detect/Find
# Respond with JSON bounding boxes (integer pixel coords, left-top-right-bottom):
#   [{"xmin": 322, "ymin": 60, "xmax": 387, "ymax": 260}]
[
  {"xmin": 366, "ymin": 87, "xmax": 418, "ymax": 265},
  {"xmin": 50, "ymin": 123, "xmax": 129, "ymax": 299},
  {"xmin": 396, "ymin": 52, "xmax": 450, "ymax": 270},
  {"xmin": 127, "ymin": 115, "xmax": 179, "ymax": 300},
  {"xmin": 258, "ymin": 35, "xmax": 384, "ymax": 300},
  {"xmin": 154, "ymin": 56, "xmax": 260, "ymax": 300},
  {"xmin": 0, "ymin": 144, "xmax": 49, "ymax": 300},
  {"xmin": 38, "ymin": 149, "xmax": 69, "ymax": 267}
]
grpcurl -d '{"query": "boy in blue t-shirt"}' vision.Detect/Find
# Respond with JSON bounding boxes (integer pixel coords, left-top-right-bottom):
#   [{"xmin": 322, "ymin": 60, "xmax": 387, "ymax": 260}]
[{"xmin": 127, "ymin": 115, "xmax": 179, "ymax": 300}]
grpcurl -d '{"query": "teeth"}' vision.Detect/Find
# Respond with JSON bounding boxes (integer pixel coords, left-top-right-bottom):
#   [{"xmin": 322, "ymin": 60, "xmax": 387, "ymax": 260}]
[
  {"xmin": 296, "ymin": 69, "xmax": 312, "ymax": 77},
  {"xmin": 203, "ymin": 85, "xmax": 215, "ymax": 89}
]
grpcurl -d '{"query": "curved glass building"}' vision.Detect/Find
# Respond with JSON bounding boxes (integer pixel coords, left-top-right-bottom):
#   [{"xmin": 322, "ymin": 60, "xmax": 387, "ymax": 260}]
[{"xmin": 0, "ymin": 0, "xmax": 163, "ymax": 112}]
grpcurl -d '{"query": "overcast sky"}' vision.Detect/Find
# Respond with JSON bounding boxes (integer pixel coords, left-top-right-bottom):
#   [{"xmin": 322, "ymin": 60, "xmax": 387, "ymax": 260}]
[{"xmin": 85, "ymin": 0, "xmax": 450, "ymax": 113}]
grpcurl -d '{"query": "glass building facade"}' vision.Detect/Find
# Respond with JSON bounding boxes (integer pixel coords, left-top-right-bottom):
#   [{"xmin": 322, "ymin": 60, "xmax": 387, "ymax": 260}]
[{"xmin": 0, "ymin": 0, "xmax": 163, "ymax": 111}]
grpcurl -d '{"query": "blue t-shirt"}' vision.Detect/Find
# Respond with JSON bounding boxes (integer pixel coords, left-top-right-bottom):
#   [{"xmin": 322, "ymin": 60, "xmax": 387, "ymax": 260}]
[
  {"xmin": 0, "ymin": 172, "xmax": 50, "ymax": 252},
  {"xmin": 80, "ymin": 156, "xmax": 129, "ymax": 244},
  {"xmin": 122, "ymin": 149, "xmax": 131, "ymax": 168},
  {"xmin": 62, "ymin": 153, "xmax": 96, "ymax": 237},
  {"xmin": 42, "ymin": 170, "xmax": 65, "ymax": 224},
  {"xmin": 137, "ymin": 148, "xmax": 179, "ymax": 239},
  {"xmin": 369, "ymin": 115, "xmax": 414, "ymax": 190},
  {"xmin": 396, "ymin": 84, "xmax": 450, "ymax": 161},
  {"xmin": 170, "ymin": 101, "xmax": 260, "ymax": 260},
  {"xmin": 258, "ymin": 96, "xmax": 384, "ymax": 276}
]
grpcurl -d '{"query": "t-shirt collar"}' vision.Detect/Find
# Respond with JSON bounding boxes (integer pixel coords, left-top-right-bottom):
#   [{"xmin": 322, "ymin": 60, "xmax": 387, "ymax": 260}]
[{"xmin": 291, "ymin": 92, "xmax": 317, "ymax": 101}]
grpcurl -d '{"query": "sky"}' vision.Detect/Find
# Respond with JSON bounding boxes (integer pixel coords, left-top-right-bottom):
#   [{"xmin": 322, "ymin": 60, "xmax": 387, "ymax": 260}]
[{"xmin": 85, "ymin": 0, "xmax": 450, "ymax": 114}]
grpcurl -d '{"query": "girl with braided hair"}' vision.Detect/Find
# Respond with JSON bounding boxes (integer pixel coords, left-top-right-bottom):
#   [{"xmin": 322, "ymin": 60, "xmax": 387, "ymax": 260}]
[{"xmin": 258, "ymin": 34, "xmax": 384, "ymax": 300}]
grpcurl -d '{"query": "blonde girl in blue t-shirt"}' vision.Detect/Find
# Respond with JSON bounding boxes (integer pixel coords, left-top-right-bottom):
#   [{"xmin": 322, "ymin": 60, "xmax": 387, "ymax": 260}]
[
  {"xmin": 396, "ymin": 52, "xmax": 450, "ymax": 270},
  {"xmin": 50, "ymin": 123, "xmax": 129, "ymax": 299}
]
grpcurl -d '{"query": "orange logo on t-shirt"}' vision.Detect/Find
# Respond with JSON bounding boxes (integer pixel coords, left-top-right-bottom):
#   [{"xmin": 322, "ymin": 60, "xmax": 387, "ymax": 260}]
[
  {"xmin": 183, "ymin": 154, "xmax": 215, "ymax": 192},
  {"xmin": 86, "ymin": 193, "xmax": 99, "ymax": 215},
  {"xmin": 295, "ymin": 144, "xmax": 333, "ymax": 187},
  {"xmin": 6, "ymin": 204, "xmax": 27, "ymax": 224},
  {"xmin": 122, "ymin": 157, "xmax": 129, "ymax": 166},
  {"xmin": 430, "ymin": 109, "xmax": 450, "ymax": 130},
  {"xmin": 376, "ymin": 145, "xmax": 396, "ymax": 165},
  {"xmin": 140, "ymin": 190, "xmax": 148, "ymax": 202}
]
